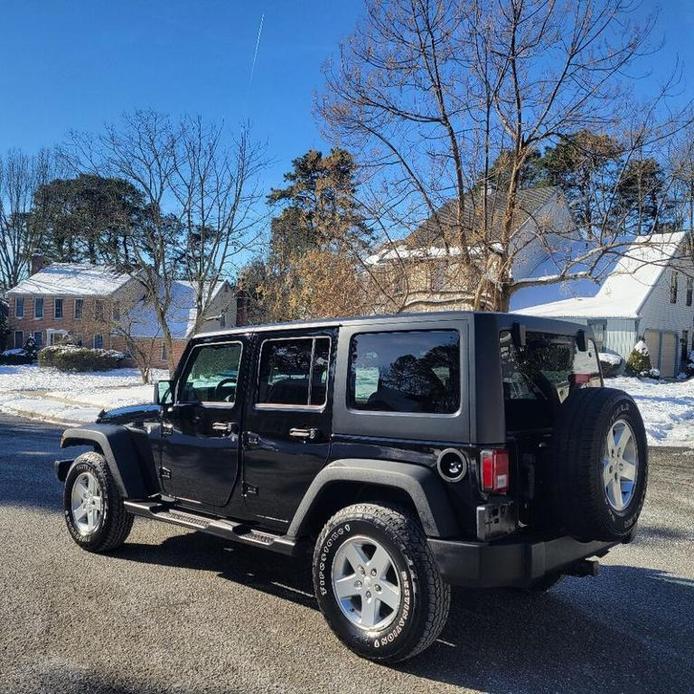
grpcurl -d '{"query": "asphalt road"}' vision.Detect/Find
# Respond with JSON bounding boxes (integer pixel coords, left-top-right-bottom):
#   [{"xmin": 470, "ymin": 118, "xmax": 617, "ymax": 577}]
[{"xmin": 0, "ymin": 413, "xmax": 693, "ymax": 694}]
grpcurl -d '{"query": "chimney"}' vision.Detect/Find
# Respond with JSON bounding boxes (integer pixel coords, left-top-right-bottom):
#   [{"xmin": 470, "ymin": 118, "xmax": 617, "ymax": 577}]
[
  {"xmin": 31, "ymin": 253, "xmax": 47, "ymax": 275},
  {"xmin": 236, "ymin": 289, "xmax": 248, "ymax": 327}
]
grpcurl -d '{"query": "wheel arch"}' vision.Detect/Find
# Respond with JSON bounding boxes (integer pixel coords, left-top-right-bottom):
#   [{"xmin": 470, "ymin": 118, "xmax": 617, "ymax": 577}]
[
  {"xmin": 60, "ymin": 424, "xmax": 148, "ymax": 499},
  {"xmin": 287, "ymin": 459, "xmax": 460, "ymax": 541}
]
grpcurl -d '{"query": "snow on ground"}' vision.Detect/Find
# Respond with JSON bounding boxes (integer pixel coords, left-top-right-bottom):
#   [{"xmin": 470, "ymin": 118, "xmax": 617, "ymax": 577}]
[
  {"xmin": 1, "ymin": 365, "xmax": 694, "ymax": 446},
  {"xmin": 0, "ymin": 364, "xmax": 167, "ymax": 424},
  {"xmin": 610, "ymin": 376, "xmax": 694, "ymax": 447}
]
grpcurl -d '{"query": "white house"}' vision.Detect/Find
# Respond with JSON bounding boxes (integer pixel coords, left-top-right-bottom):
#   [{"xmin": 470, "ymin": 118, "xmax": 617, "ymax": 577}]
[{"xmin": 517, "ymin": 231, "xmax": 694, "ymax": 377}]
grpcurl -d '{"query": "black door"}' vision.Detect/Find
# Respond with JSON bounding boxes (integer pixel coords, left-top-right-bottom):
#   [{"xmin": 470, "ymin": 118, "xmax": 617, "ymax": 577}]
[
  {"xmin": 241, "ymin": 330, "xmax": 335, "ymax": 530},
  {"xmin": 159, "ymin": 339, "xmax": 245, "ymax": 508}
]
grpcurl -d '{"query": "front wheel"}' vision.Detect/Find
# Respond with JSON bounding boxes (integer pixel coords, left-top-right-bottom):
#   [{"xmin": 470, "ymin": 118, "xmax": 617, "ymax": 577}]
[
  {"xmin": 312, "ymin": 503, "xmax": 450, "ymax": 663},
  {"xmin": 63, "ymin": 451, "xmax": 134, "ymax": 552}
]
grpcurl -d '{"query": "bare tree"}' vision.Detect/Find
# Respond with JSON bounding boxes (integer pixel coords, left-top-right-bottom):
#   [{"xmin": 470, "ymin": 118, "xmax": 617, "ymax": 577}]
[
  {"xmin": 321, "ymin": 0, "xmax": 694, "ymax": 311},
  {"xmin": 65, "ymin": 111, "xmax": 264, "ymax": 369},
  {"xmin": 171, "ymin": 116, "xmax": 265, "ymax": 334},
  {"xmin": 0, "ymin": 148, "xmax": 58, "ymax": 290}
]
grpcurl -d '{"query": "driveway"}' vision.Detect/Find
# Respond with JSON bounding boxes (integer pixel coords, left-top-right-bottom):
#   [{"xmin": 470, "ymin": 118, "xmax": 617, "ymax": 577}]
[{"xmin": 0, "ymin": 413, "xmax": 692, "ymax": 693}]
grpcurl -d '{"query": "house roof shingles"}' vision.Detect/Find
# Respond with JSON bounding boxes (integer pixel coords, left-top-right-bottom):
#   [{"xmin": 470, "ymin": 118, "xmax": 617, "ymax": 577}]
[
  {"xmin": 7, "ymin": 263, "xmax": 132, "ymax": 297},
  {"xmin": 406, "ymin": 185, "xmax": 560, "ymax": 247}
]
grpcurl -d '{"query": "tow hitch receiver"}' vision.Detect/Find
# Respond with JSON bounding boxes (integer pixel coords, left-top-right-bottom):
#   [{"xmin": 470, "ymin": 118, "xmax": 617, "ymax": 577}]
[{"xmin": 566, "ymin": 558, "xmax": 600, "ymax": 578}]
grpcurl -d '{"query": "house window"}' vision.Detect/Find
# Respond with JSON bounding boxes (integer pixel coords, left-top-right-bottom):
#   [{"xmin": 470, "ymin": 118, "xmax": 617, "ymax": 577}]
[
  {"xmin": 670, "ymin": 271, "xmax": 678, "ymax": 304},
  {"xmin": 393, "ymin": 269, "xmax": 407, "ymax": 295},
  {"xmin": 15, "ymin": 298, "xmax": 24, "ymax": 318},
  {"xmin": 33, "ymin": 331, "xmax": 43, "ymax": 348},
  {"xmin": 14, "ymin": 331, "xmax": 24, "ymax": 349},
  {"xmin": 161, "ymin": 343, "xmax": 168, "ymax": 361},
  {"xmin": 74, "ymin": 298, "xmax": 83, "ymax": 320},
  {"xmin": 687, "ymin": 278, "xmax": 693, "ymax": 307},
  {"xmin": 94, "ymin": 300, "xmax": 104, "ymax": 321},
  {"xmin": 112, "ymin": 301, "xmax": 121, "ymax": 321},
  {"xmin": 93, "ymin": 334, "xmax": 104, "ymax": 349},
  {"xmin": 54, "ymin": 298, "xmax": 63, "ymax": 319},
  {"xmin": 34, "ymin": 297, "xmax": 44, "ymax": 319},
  {"xmin": 430, "ymin": 263, "xmax": 446, "ymax": 292}
]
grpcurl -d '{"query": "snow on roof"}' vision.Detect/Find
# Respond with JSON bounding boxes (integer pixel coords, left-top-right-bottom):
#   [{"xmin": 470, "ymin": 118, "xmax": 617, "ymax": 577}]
[
  {"xmin": 517, "ymin": 231, "xmax": 688, "ymax": 319},
  {"xmin": 128, "ymin": 280, "xmax": 227, "ymax": 340},
  {"xmin": 7, "ymin": 263, "xmax": 133, "ymax": 296}
]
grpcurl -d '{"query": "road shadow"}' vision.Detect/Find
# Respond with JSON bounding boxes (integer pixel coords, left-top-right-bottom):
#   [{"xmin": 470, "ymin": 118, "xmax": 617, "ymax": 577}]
[
  {"xmin": 114, "ymin": 532, "xmax": 693, "ymax": 693},
  {"xmin": 117, "ymin": 532, "xmax": 317, "ymax": 609}
]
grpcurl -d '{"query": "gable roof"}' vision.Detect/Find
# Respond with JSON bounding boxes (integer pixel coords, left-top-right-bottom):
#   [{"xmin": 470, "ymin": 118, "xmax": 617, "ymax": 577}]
[
  {"xmin": 406, "ymin": 185, "xmax": 561, "ymax": 248},
  {"xmin": 127, "ymin": 280, "xmax": 230, "ymax": 340},
  {"xmin": 517, "ymin": 231, "xmax": 688, "ymax": 319},
  {"xmin": 7, "ymin": 263, "xmax": 133, "ymax": 297}
]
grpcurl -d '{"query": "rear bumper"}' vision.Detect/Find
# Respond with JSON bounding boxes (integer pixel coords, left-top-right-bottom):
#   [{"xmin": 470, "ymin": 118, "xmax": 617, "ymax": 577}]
[{"xmin": 428, "ymin": 534, "xmax": 616, "ymax": 588}]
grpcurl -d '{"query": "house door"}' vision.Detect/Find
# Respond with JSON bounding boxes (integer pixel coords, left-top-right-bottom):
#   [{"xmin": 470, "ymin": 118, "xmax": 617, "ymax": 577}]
[
  {"xmin": 660, "ymin": 333, "xmax": 677, "ymax": 377},
  {"xmin": 644, "ymin": 330, "xmax": 660, "ymax": 371}
]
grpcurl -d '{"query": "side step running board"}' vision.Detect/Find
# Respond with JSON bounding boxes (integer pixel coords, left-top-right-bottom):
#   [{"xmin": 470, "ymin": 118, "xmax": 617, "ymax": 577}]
[{"xmin": 124, "ymin": 500, "xmax": 299, "ymax": 556}]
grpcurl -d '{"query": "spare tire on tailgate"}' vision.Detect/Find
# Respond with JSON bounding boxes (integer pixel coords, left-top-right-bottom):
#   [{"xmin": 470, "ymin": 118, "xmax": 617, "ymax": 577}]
[{"xmin": 551, "ymin": 387, "xmax": 648, "ymax": 541}]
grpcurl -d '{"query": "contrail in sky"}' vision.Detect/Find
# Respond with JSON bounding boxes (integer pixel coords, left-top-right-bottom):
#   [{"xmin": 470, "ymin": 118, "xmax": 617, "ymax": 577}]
[{"xmin": 249, "ymin": 13, "xmax": 265, "ymax": 86}]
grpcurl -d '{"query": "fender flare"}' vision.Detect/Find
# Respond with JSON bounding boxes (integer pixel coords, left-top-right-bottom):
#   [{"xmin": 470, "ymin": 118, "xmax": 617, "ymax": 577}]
[
  {"xmin": 60, "ymin": 424, "xmax": 147, "ymax": 499},
  {"xmin": 287, "ymin": 458, "xmax": 460, "ymax": 539}
]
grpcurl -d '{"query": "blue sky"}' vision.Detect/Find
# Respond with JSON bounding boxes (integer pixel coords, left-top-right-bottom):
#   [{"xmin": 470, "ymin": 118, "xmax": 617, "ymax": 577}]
[
  {"xmin": 0, "ymin": 0, "xmax": 362, "ymax": 192},
  {"xmin": 0, "ymin": 0, "xmax": 692, "ymax": 200}
]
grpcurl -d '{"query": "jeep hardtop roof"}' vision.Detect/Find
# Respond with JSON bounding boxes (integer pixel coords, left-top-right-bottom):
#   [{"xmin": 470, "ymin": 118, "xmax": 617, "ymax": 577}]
[{"xmin": 194, "ymin": 310, "xmax": 588, "ymax": 341}]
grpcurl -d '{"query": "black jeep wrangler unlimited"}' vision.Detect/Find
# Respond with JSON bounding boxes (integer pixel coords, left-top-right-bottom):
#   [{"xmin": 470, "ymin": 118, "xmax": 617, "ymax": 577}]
[{"xmin": 56, "ymin": 311, "xmax": 647, "ymax": 662}]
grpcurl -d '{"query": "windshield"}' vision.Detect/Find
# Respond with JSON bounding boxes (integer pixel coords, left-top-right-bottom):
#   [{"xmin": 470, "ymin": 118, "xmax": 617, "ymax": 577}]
[{"xmin": 499, "ymin": 329, "xmax": 601, "ymax": 431}]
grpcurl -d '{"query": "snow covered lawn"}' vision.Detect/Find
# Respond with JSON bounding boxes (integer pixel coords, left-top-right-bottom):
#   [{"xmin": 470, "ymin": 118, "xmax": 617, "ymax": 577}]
[
  {"xmin": 1, "ymin": 365, "xmax": 694, "ymax": 447},
  {"xmin": 610, "ymin": 376, "xmax": 694, "ymax": 446},
  {"xmin": 0, "ymin": 364, "xmax": 167, "ymax": 424}
]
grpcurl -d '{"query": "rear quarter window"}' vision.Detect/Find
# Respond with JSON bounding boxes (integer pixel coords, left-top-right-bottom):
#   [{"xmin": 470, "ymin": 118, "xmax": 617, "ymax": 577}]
[{"xmin": 348, "ymin": 329, "xmax": 460, "ymax": 414}]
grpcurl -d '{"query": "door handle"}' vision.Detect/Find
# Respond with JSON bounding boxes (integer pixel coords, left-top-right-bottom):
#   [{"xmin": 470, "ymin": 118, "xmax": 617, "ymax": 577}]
[
  {"xmin": 212, "ymin": 421, "xmax": 239, "ymax": 437},
  {"xmin": 162, "ymin": 421, "xmax": 174, "ymax": 436},
  {"xmin": 289, "ymin": 427, "xmax": 319, "ymax": 441},
  {"xmin": 245, "ymin": 431, "xmax": 260, "ymax": 446}
]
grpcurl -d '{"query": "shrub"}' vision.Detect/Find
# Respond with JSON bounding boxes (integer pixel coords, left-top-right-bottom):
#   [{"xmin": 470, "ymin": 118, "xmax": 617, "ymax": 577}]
[
  {"xmin": 625, "ymin": 340, "xmax": 652, "ymax": 376},
  {"xmin": 39, "ymin": 345, "xmax": 124, "ymax": 372},
  {"xmin": 598, "ymin": 349, "xmax": 623, "ymax": 378},
  {"xmin": 0, "ymin": 348, "xmax": 33, "ymax": 365}
]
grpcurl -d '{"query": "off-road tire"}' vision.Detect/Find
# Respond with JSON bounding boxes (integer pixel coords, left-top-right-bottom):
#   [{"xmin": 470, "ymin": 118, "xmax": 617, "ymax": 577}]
[
  {"xmin": 63, "ymin": 451, "xmax": 134, "ymax": 552},
  {"xmin": 312, "ymin": 503, "xmax": 450, "ymax": 663},
  {"xmin": 551, "ymin": 387, "xmax": 648, "ymax": 542}
]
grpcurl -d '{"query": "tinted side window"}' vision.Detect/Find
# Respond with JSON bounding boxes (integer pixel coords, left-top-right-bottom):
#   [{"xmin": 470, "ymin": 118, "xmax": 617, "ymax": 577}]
[
  {"xmin": 179, "ymin": 342, "xmax": 242, "ymax": 404},
  {"xmin": 257, "ymin": 337, "xmax": 331, "ymax": 407},
  {"xmin": 348, "ymin": 330, "xmax": 460, "ymax": 414}
]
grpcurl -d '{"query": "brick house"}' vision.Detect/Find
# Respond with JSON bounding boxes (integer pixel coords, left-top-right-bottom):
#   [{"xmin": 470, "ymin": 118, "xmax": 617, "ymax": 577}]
[{"xmin": 6, "ymin": 256, "xmax": 238, "ymax": 369}]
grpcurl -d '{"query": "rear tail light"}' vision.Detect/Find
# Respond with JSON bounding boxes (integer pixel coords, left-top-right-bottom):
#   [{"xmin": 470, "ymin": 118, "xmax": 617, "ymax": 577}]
[{"xmin": 480, "ymin": 449, "xmax": 510, "ymax": 494}]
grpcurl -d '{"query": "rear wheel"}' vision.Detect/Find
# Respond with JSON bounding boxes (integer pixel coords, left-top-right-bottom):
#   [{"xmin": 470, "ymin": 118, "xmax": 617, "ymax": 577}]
[
  {"xmin": 63, "ymin": 452, "xmax": 134, "ymax": 552},
  {"xmin": 551, "ymin": 388, "xmax": 648, "ymax": 541},
  {"xmin": 312, "ymin": 503, "xmax": 450, "ymax": 663}
]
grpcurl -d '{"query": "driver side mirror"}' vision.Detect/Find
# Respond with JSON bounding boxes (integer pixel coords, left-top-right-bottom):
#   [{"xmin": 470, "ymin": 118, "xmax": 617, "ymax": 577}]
[{"xmin": 154, "ymin": 379, "xmax": 173, "ymax": 405}]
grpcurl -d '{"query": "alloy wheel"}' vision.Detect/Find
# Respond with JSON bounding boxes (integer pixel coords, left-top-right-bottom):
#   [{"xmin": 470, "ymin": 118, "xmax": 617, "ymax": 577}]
[{"xmin": 331, "ymin": 535, "xmax": 402, "ymax": 631}]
